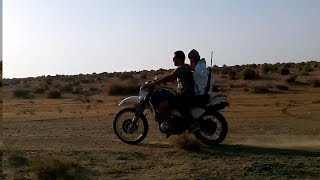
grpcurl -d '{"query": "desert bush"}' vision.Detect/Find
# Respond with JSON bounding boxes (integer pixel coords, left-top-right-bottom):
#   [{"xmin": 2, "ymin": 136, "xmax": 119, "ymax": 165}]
[
  {"xmin": 89, "ymin": 87, "xmax": 99, "ymax": 91},
  {"xmin": 47, "ymin": 90, "xmax": 61, "ymax": 99},
  {"xmin": 39, "ymin": 82, "xmax": 50, "ymax": 90},
  {"xmin": 53, "ymin": 82, "xmax": 62, "ymax": 89},
  {"xmin": 30, "ymin": 157, "xmax": 76, "ymax": 179},
  {"xmin": 13, "ymin": 89, "xmax": 33, "ymax": 99},
  {"xmin": 139, "ymin": 73, "xmax": 147, "ymax": 79},
  {"xmin": 310, "ymin": 79, "xmax": 320, "ymax": 87},
  {"xmin": 249, "ymin": 64, "xmax": 258, "ymax": 68},
  {"xmin": 109, "ymin": 82, "xmax": 140, "ymax": 95},
  {"xmin": 259, "ymin": 64, "xmax": 271, "ymax": 74},
  {"xmin": 32, "ymin": 87, "xmax": 46, "ymax": 94},
  {"xmin": 303, "ymin": 64, "xmax": 313, "ymax": 72},
  {"xmin": 279, "ymin": 65, "xmax": 290, "ymax": 75},
  {"xmin": 72, "ymin": 87, "xmax": 83, "ymax": 94},
  {"xmin": 80, "ymin": 78, "xmax": 93, "ymax": 84},
  {"xmin": 251, "ymin": 86, "xmax": 271, "ymax": 94},
  {"xmin": 60, "ymin": 84, "xmax": 73, "ymax": 93},
  {"xmin": 8, "ymin": 151, "xmax": 29, "ymax": 168},
  {"xmin": 275, "ymin": 84, "xmax": 289, "ymax": 91},
  {"xmin": 242, "ymin": 67, "xmax": 259, "ymax": 80},
  {"xmin": 45, "ymin": 77, "xmax": 53, "ymax": 85},
  {"xmin": 72, "ymin": 81, "xmax": 80, "ymax": 86},
  {"xmin": 285, "ymin": 75, "xmax": 297, "ymax": 83}
]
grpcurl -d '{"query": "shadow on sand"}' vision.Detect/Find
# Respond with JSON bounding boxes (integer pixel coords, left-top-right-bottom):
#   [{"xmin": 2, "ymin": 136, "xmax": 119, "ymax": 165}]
[
  {"xmin": 202, "ymin": 144, "xmax": 320, "ymax": 157},
  {"xmin": 141, "ymin": 142, "xmax": 320, "ymax": 157}
]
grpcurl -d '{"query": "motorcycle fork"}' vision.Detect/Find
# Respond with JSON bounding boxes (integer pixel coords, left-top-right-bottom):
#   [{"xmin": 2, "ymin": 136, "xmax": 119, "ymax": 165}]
[{"xmin": 127, "ymin": 103, "xmax": 145, "ymax": 133}]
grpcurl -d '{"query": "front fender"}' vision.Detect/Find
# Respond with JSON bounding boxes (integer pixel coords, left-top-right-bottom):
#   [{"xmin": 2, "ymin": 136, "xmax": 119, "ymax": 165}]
[{"xmin": 118, "ymin": 96, "xmax": 141, "ymax": 106}]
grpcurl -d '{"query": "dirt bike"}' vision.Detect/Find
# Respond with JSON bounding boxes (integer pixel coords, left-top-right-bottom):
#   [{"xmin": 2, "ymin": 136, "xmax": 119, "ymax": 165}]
[{"xmin": 113, "ymin": 81, "xmax": 230, "ymax": 145}]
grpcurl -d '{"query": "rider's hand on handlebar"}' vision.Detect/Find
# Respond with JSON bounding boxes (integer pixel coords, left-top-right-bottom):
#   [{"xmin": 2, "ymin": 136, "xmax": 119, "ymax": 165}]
[{"xmin": 147, "ymin": 81, "xmax": 156, "ymax": 91}]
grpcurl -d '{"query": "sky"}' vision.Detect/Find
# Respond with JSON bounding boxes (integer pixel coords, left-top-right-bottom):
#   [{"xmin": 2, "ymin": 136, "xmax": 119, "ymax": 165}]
[{"xmin": 2, "ymin": 0, "xmax": 320, "ymax": 78}]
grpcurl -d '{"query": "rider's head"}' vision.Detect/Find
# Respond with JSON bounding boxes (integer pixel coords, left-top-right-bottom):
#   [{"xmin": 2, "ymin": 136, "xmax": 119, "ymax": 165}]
[
  {"xmin": 173, "ymin": 50, "xmax": 185, "ymax": 66},
  {"xmin": 188, "ymin": 49, "xmax": 200, "ymax": 69}
]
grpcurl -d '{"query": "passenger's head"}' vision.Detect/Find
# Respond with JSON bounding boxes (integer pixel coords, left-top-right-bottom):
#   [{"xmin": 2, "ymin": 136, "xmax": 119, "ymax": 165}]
[
  {"xmin": 173, "ymin": 50, "xmax": 185, "ymax": 66},
  {"xmin": 188, "ymin": 49, "xmax": 200, "ymax": 69}
]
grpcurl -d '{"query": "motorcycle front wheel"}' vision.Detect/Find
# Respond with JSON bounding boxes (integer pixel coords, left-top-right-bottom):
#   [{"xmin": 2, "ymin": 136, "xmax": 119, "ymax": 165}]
[{"xmin": 113, "ymin": 108, "xmax": 149, "ymax": 145}]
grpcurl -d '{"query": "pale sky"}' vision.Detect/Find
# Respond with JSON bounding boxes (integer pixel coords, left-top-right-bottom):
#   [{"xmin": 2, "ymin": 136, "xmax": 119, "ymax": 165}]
[{"xmin": 3, "ymin": 0, "xmax": 320, "ymax": 78}]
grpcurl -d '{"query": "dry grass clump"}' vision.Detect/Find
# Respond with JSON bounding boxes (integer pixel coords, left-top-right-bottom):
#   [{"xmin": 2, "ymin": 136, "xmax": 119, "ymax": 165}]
[
  {"xmin": 8, "ymin": 151, "xmax": 29, "ymax": 168},
  {"xmin": 47, "ymin": 89, "xmax": 61, "ymax": 99},
  {"xmin": 30, "ymin": 157, "xmax": 76, "ymax": 179},
  {"xmin": 13, "ymin": 89, "xmax": 33, "ymax": 99},
  {"xmin": 109, "ymin": 81, "xmax": 140, "ymax": 95},
  {"xmin": 242, "ymin": 67, "xmax": 259, "ymax": 80},
  {"xmin": 171, "ymin": 134, "xmax": 202, "ymax": 151}
]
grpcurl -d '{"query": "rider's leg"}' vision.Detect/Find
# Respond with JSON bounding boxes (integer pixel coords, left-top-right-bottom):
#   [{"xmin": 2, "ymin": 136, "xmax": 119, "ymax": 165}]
[{"xmin": 158, "ymin": 100, "xmax": 172, "ymax": 130}]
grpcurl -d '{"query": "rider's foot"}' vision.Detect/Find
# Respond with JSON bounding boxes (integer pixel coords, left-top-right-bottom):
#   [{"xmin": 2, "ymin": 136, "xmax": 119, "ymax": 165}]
[{"xmin": 189, "ymin": 121, "xmax": 200, "ymax": 133}]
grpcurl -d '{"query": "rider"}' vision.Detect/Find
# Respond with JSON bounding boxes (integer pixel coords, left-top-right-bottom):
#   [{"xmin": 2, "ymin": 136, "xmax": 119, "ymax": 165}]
[{"xmin": 149, "ymin": 50, "xmax": 198, "ymax": 133}]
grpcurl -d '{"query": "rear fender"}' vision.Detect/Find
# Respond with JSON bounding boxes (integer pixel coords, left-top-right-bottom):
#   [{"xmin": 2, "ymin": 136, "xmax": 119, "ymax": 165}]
[{"xmin": 205, "ymin": 95, "xmax": 229, "ymax": 111}]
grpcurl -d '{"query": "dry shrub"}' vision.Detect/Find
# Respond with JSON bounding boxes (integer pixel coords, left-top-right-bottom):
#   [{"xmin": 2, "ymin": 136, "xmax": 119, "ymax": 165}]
[
  {"xmin": 242, "ymin": 67, "xmax": 259, "ymax": 80},
  {"xmin": 275, "ymin": 84, "xmax": 289, "ymax": 91},
  {"xmin": 171, "ymin": 134, "xmax": 202, "ymax": 151},
  {"xmin": 310, "ymin": 79, "xmax": 320, "ymax": 87},
  {"xmin": 139, "ymin": 73, "xmax": 147, "ymax": 79},
  {"xmin": 32, "ymin": 87, "xmax": 46, "ymax": 94},
  {"xmin": 285, "ymin": 75, "xmax": 297, "ymax": 83},
  {"xmin": 72, "ymin": 87, "xmax": 83, "ymax": 94},
  {"xmin": 47, "ymin": 89, "xmax": 61, "ymax": 99},
  {"xmin": 13, "ymin": 89, "xmax": 33, "ymax": 99},
  {"xmin": 279, "ymin": 65, "xmax": 290, "ymax": 75},
  {"xmin": 8, "ymin": 151, "xmax": 29, "ymax": 168},
  {"xmin": 251, "ymin": 86, "xmax": 271, "ymax": 94},
  {"xmin": 60, "ymin": 84, "xmax": 73, "ymax": 93},
  {"xmin": 30, "ymin": 157, "xmax": 76, "ymax": 179},
  {"xmin": 109, "ymin": 81, "xmax": 140, "ymax": 95},
  {"xmin": 230, "ymin": 83, "xmax": 248, "ymax": 89}
]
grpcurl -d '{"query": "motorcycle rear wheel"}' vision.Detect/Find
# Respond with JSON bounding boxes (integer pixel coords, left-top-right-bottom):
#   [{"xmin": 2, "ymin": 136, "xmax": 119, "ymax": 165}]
[{"xmin": 194, "ymin": 111, "xmax": 228, "ymax": 145}]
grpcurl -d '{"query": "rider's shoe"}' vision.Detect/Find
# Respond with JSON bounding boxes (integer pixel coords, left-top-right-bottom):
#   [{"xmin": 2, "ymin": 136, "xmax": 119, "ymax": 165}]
[{"xmin": 160, "ymin": 122, "xmax": 170, "ymax": 133}]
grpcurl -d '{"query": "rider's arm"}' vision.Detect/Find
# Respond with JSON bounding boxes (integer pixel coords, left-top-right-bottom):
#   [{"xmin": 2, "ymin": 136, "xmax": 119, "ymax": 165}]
[{"xmin": 153, "ymin": 72, "xmax": 177, "ymax": 86}]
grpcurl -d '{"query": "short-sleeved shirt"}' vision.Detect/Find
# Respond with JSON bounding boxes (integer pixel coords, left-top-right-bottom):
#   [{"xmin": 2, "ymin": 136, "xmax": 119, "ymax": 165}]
[{"xmin": 172, "ymin": 64, "xmax": 195, "ymax": 96}]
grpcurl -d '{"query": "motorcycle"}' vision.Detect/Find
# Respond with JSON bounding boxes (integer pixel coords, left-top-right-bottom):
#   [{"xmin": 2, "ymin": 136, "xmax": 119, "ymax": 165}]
[{"xmin": 113, "ymin": 81, "xmax": 230, "ymax": 145}]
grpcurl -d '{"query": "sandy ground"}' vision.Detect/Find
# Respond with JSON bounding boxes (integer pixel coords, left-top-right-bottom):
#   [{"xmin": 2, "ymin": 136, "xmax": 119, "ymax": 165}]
[{"xmin": 1, "ymin": 84, "xmax": 320, "ymax": 179}]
